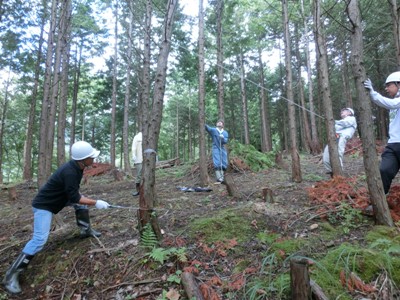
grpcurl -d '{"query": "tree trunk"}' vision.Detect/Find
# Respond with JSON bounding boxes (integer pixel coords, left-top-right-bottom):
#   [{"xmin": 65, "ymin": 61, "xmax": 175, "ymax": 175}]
[
  {"xmin": 341, "ymin": 47, "xmax": 353, "ymax": 107},
  {"xmin": 23, "ymin": 12, "xmax": 45, "ymax": 181},
  {"xmin": 216, "ymin": 0, "xmax": 224, "ymax": 121},
  {"xmin": 110, "ymin": 0, "xmax": 118, "ymax": 167},
  {"xmin": 300, "ymin": 0, "xmax": 321, "ymax": 155},
  {"xmin": 389, "ymin": 0, "xmax": 400, "ymax": 70},
  {"xmin": 294, "ymin": 25, "xmax": 312, "ymax": 154},
  {"xmin": 140, "ymin": 0, "xmax": 177, "ymax": 239},
  {"xmin": 123, "ymin": 3, "xmax": 133, "ymax": 174},
  {"xmin": 57, "ymin": 0, "xmax": 72, "ymax": 166},
  {"xmin": 38, "ymin": 0, "xmax": 57, "ymax": 187},
  {"xmin": 0, "ymin": 68, "xmax": 12, "ymax": 184},
  {"xmin": 70, "ymin": 42, "xmax": 83, "ymax": 148},
  {"xmin": 347, "ymin": 0, "xmax": 393, "ymax": 226},
  {"xmin": 282, "ymin": 0, "xmax": 302, "ymax": 182},
  {"xmin": 258, "ymin": 46, "xmax": 272, "ymax": 152},
  {"xmin": 239, "ymin": 51, "xmax": 250, "ymax": 145},
  {"xmin": 198, "ymin": 0, "xmax": 209, "ymax": 186},
  {"xmin": 313, "ymin": 0, "xmax": 342, "ymax": 177}
]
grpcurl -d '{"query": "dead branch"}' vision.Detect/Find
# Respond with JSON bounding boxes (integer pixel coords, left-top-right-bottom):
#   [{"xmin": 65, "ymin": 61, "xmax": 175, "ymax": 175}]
[
  {"xmin": 310, "ymin": 279, "xmax": 330, "ymax": 300},
  {"xmin": 101, "ymin": 277, "xmax": 163, "ymax": 293}
]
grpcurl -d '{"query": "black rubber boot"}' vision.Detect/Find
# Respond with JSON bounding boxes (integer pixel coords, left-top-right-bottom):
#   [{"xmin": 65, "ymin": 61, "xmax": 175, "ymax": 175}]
[
  {"xmin": 3, "ymin": 252, "xmax": 33, "ymax": 294},
  {"xmin": 132, "ymin": 183, "xmax": 140, "ymax": 196},
  {"xmin": 75, "ymin": 208, "xmax": 101, "ymax": 238}
]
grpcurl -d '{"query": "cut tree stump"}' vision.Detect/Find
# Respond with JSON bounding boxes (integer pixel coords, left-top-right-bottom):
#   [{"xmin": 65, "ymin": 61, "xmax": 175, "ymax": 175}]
[
  {"xmin": 290, "ymin": 258, "xmax": 311, "ymax": 299},
  {"xmin": 8, "ymin": 186, "xmax": 17, "ymax": 201},
  {"xmin": 262, "ymin": 187, "xmax": 273, "ymax": 203},
  {"xmin": 224, "ymin": 173, "xmax": 240, "ymax": 198},
  {"xmin": 181, "ymin": 272, "xmax": 204, "ymax": 300}
]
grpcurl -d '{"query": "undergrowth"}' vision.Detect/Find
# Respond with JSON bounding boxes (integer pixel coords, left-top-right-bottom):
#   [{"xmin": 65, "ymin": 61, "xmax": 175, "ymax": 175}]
[{"xmin": 228, "ymin": 139, "xmax": 275, "ymax": 171}]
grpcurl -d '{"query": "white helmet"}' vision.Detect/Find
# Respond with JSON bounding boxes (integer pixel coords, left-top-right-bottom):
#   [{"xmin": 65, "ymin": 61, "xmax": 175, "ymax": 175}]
[
  {"xmin": 71, "ymin": 141, "xmax": 100, "ymax": 160},
  {"xmin": 345, "ymin": 108, "xmax": 354, "ymax": 115},
  {"xmin": 385, "ymin": 71, "xmax": 400, "ymax": 84}
]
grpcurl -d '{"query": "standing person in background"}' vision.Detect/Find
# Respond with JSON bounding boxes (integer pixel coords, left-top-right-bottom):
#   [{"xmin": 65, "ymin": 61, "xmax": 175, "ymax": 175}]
[
  {"xmin": 131, "ymin": 131, "xmax": 143, "ymax": 196},
  {"xmin": 322, "ymin": 108, "xmax": 357, "ymax": 177},
  {"xmin": 2, "ymin": 141, "xmax": 111, "ymax": 294},
  {"xmin": 206, "ymin": 120, "xmax": 229, "ymax": 183},
  {"xmin": 364, "ymin": 72, "xmax": 400, "ymax": 194}
]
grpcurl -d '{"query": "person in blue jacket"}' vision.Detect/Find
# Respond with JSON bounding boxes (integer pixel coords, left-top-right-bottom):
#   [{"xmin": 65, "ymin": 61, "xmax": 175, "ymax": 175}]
[{"xmin": 206, "ymin": 120, "xmax": 229, "ymax": 183}]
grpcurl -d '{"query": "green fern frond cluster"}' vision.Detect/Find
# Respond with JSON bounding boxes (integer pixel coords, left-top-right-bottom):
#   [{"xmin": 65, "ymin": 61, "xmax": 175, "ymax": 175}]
[
  {"xmin": 141, "ymin": 223, "xmax": 159, "ymax": 248},
  {"xmin": 148, "ymin": 247, "xmax": 188, "ymax": 265}
]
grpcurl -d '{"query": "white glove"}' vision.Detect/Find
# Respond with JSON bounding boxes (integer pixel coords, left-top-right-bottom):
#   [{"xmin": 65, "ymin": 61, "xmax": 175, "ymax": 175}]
[
  {"xmin": 364, "ymin": 79, "xmax": 374, "ymax": 92},
  {"xmin": 95, "ymin": 200, "xmax": 110, "ymax": 209},
  {"xmin": 132, "ymin": 155, "xmax": 137, "ymax": 162},
  {"xmin": 219, "ymin": 134, "xmax": 224, "ymax": 139}
]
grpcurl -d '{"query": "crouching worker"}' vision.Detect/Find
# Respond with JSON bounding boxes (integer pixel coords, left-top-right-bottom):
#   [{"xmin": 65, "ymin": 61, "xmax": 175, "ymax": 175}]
[
  {"xmin": 322, "ymin": 108, "xmax": 357, "ymax": 176},
  {"xmin": 2, "ymin": 141, "xmax": 111, "ymax": 294}
]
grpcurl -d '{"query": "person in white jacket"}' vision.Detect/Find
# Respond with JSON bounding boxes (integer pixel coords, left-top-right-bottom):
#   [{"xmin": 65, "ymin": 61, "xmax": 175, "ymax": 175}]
[
  {"xmin": 131, "ymin": 132, "xmax": 143, "ymax": 196},
  {"xmin": 364, "ymin": 71, "xmax": 400, "ymax": 194},
  {"xmin": 323, "ymin": 108, "xmax": 357, "ymax": 176}
]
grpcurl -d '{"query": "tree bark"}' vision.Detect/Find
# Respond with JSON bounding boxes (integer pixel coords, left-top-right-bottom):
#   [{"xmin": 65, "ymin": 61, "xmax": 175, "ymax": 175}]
[
  {"xmin": 294, "ymin": 24, "xmax": 312, "ymax": 154},
  {"xmin": 313, "ymin": 0, "xmax": 342, "ymax": 177},
  {"xmin": 239, "ymin": 51, "xmax": 250, "ymax": 145},
  {"xmin": 70, "ymin": 42, "xmax": 83, "ymax": 148},
  {"xmin": 38, "ymin": 0, "xmax": 57, "ymax": 187},
  {"xmin": 258, "ymin": 46, "xmax": 272, "ymax": 152},
  {"xmin": 282, "ymin": 0, "xmax": 302, "ymax": 182},
  {"xmin": 290, "ymin": 258, "xmax": 311, "ymax": 299},
  {"xmin": 0, "ymin": 68, "xmax": 12, "ymax": 184},
  {"xmin": 23, "ymin": 9, "xmax": 45, "ymax": 182},
  {"xmin": 140, "ymin": 0, "xmax": 177, "ymax": 239},
  {"xmin": 57, "ymin": 0, "xmax": 72, "ymax": 166},
  {"xmin": 181, "ymin": 272, "xmax": 205, "ymax": 300},
  {"xmin": 198, "ymin": 0, "xmax": 209, "ymax": 186},
  {"xmin": 389, "ymin": 0, "xmax": 400, "ymax": 70},
  {"xmin": 123, "ymin": 3, "xmax": 133, "ymax": 174},
  {"xmin": 347, "ymin": 0, "xmax": 393, "ymax": 226},
  {"xmin": 300, "ymin": 0, "xmax": 321, "ymax": 155},
  {"xmin": 216, "ymin": 0, "xmax": 224, "ymax": 122},
  {"xmin": 110, "ymin": 0, "xmax": 118, "ymax": 167}
]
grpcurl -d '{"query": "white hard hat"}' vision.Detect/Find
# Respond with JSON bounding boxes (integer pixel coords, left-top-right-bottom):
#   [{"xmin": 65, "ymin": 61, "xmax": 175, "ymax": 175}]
[
  {"xmin": 345, "ymin": 108, "xmax": 354, "ymax": 115},
  {"xmin": 385, "ymin": 71, "xmax": 400, "ymax": 84},
  {"xmin": 71, "ymin": 141, "xmax": 100, "ymax": 160}
]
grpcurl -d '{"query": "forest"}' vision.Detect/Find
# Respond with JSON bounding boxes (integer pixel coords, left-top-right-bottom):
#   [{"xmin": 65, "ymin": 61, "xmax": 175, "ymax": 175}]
[{"xmin": 1, "ymin": 0, "xmax": 400, "ymax": 299}]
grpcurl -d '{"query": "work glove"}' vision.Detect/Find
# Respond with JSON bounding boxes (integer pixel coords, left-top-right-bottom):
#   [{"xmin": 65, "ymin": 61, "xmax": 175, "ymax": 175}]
[
  {"xmin": 95, "ymin": 200, "xmax": 110, "ymax": 209},
  {"xmin": 363, "ymin": 78, "xmax": 374, "ymax": 92}
]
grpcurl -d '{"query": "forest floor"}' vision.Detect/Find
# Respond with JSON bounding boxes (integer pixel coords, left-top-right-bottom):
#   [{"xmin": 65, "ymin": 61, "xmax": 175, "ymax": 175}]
[{"xmin": 1, "ymin": 141, "xmax": 400, "ymax": 300}]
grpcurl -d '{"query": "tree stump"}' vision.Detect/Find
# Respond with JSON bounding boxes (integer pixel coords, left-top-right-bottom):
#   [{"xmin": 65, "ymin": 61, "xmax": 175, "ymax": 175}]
[
  {"xmin": 224, "ymin": 173, "xmax": 240, "ymax": 198},
  {"xmin": 181, "ymin": 272, "xmax": 204, "ymax": 300},
  {"xmin": 290, "ymin": 258, "xmax": 311, "ymax": 299},
  {"xmin": 8, "ymin": 186, "xmax": 17, "ymax": 201},
  {"xmin": 262, "ymin": 187, "xmax": 273, "ymax": 203}
]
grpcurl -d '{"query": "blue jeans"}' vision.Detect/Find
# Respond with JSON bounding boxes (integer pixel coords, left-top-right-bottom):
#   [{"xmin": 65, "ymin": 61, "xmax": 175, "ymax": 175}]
[{"xmin": 22, "ymin": 208, "xmax": 52, "ymax": 255}]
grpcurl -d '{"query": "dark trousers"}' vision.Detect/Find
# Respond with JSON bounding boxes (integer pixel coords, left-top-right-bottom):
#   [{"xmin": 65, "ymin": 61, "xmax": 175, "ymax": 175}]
[{"xmin": 380, "ymin": 143, "xmax": 400, "ymax": 194}]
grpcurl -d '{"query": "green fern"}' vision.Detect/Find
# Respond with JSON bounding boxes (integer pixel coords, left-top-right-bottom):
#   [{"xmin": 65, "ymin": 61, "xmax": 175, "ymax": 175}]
[
  {"xmin": 149, "ymin": 247, "xmax": 171, "ymax": 264},
  {"xmin": 141, "ymin": 223, "xmax": 159, "ymax": 248},
  {"xmin": 147, "ymin": 247, "xmax": 188, "ymax": 265}
]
